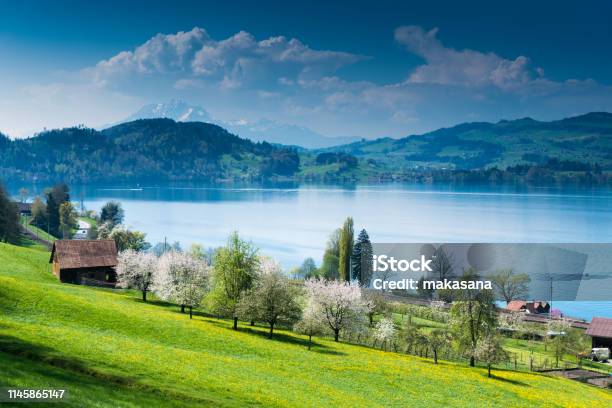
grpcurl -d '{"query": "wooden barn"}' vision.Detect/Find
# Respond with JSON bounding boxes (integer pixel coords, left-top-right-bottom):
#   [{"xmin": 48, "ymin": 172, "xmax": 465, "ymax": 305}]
[
  {"xmin": 586, "ymin": 317, "xmax": 612, "ymax": 349},
  {"xmin": 50, "ymin": 240, "xmax": 118, "ymax": 286}
]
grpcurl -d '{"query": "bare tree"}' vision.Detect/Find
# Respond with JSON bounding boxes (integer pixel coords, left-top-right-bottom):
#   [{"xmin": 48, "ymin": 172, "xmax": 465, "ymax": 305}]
[
  {"xmin": 431, "ymin": 246, "xmax": 454, "ymax": 280},
  {"xmin": 490, "ymin": 269, "xmax": 531, "ymax": 305}
]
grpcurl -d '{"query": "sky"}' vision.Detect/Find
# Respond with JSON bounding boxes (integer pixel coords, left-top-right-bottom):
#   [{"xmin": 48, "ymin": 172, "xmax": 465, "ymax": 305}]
[{"xmin": 1, "ymin": 0, "xmax": 612, "ymax": 139}]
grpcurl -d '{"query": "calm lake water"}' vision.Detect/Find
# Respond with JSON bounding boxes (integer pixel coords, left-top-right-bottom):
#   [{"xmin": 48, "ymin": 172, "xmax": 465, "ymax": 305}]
[{"xmin": 9, "ymin": 182, "xmax": 612, "ymax": 320}]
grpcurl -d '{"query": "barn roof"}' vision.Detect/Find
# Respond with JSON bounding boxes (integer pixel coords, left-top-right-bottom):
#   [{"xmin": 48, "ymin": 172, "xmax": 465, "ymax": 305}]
[
  {"xmin": 50, "ymin": 240, "xmax": 118, "ymax": 269},
  {"xmin": 507, "ymin": 301, "xmax": 527, "ymax": 311},
  {"xmin": 586, "ymin": 317, "xmax": 612, "ymax": 339}
]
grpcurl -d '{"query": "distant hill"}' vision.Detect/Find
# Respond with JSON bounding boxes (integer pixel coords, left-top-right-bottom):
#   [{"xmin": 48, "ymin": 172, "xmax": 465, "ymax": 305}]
[
  {"xmin": 116, "ymin": 100, "xmax": 358, "ymax": 148},
  {"xmin": 0, "ymin": 119, "xmax": 300, "ymax": 182},
  {"xmin": 321, "ymin": 112, "xmax": 612, "ymax": 170}
]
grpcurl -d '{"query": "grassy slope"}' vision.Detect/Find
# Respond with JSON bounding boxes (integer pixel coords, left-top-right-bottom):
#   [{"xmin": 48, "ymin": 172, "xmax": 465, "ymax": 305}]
[
  {"xmin": 78, "ymin": 216, "xmax": 98, "ymax": 228},
  {"xmin": 20, "ymin": 215, "xmax": 57, "ymax": 243},
  {"xmin": 0, "ymin": 244, "xmax": 611, "ymax": 407}
]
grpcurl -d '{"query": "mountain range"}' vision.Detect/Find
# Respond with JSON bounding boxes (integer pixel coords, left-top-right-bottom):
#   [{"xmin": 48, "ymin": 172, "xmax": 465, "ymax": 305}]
[
  {"xmin": 117, "ymin": 99, "xmax": 358, "ymax": 148},
  {"xmin": 122, "ymin": 99, "xmax": 212, "ymax": 123},
  {"xmin": 0, "ymin": 112, "xmax": 610, "ymax": 184}
]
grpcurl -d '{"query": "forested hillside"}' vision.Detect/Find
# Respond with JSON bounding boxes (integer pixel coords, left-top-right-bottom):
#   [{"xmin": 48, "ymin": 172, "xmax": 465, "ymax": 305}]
[
  {"xmin": 0, "ymin": 119, "xmax": 300, "ymax": 182},
  {"xmin": 322, "ymin": 112, "xmax": 612, "ymax": 170}
]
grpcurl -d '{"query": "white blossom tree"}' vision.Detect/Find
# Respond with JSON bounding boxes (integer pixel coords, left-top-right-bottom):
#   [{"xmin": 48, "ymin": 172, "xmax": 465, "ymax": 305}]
[
  {"xmin": 294, "ymin": 300, "xmax": 326, "ymax": 350},
  {"xmin": 116, "ymin": 249, "xmax": 158, "ymax": 302},
  {"xmin": 304, "ymin": 278, "xmax": 371, "ymax": 342},
  {"xmin": 498, "ymin": 311, "xmax": 523, "ymax": 333},
  {"xmin": 154, "ymin": 251, "xmax": 210, "ymax": 318},
  {"xmin": 373, "ymin": 317, "xmax": 396, "ymax": 350},
  {"xmin": 429, "ymin": 300, "xmax": 449, "ymax": 323},
  {"xmin": 257, "ymin": 256, "xmax": 282, "ymax": 276}
]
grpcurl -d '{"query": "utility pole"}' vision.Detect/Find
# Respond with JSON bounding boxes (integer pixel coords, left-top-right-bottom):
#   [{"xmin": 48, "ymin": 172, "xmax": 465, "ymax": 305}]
[{"xmin": 549, "ymin": 274, "xmax": 553, "ymax": 320}]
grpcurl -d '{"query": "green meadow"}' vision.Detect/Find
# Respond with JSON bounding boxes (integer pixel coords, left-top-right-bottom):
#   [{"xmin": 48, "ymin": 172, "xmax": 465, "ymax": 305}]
[{"xmin": 0, "ymin": 243, "xmax": 611, "ymax": 407}]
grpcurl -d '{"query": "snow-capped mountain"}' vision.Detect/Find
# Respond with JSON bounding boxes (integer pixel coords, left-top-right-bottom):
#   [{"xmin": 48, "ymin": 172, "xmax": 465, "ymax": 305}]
[
  {"xmin": 122, "ymin": 99, "xmax": 212, "ymax": 123},
  {"xmin": 222, "ymin": 118, "xmax": 358, "ymax": 148},
  {"xmin": 116, "ymin": 100, "xmax": 358, "ymax": 149}
]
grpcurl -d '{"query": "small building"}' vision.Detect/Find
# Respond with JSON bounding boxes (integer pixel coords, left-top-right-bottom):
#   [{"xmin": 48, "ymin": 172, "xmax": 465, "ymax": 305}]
[
  {"xmin": 73, "ymin": 229, "xmax": 89, "ymax": 240},
  {"xmin": 586, "ymin": 317, "xmax": 612, "ymax": 349},
  {"xmin": 50, "ymin": 240, "xmax": 118, "ymax": 286},
  {"xmin": 507, "ymin": 300, "xmax": 550, "ymax": 314},
  {"xmin": 16, "ymin": 202, "xmax": 32, "ymax": 216}
]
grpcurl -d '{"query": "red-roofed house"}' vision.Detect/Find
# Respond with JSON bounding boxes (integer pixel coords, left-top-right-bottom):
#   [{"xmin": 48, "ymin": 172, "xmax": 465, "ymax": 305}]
[
  {"xmin": 506, "ymin": 301, "xmax": 550, "ymax": 314},
  {"xmin": 586, "ymin": 317, "xmax": 612, "ymax": 349}
]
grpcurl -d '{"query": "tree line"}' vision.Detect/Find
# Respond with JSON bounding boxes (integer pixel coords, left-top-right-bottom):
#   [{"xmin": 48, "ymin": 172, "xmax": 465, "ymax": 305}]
[
  {"xmin": 25, "ymin": 184, "xmax": 150, "ymax": 250},
  {"xmin": 115, "ymin": 230, "xmax": 546, "ymax": 378},
  {"xmin": 29, "ymin": 183, "xmax": 77, "ymax": 238},
  {"xmin": 293, "ymin": 217, "xmax": 373, "ymax": 285}
]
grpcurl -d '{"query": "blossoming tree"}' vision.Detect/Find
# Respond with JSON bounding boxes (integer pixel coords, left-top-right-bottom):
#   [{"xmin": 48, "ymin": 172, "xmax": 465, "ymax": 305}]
[
  {"xmin": 373, "ymin": 317, "xmax": 396, "ymax": 350},
  {"xmin": 154, "ymin": 251, "xmax": 210, "ymax": 318},
  {"xmin": 294, "ymin": 300, "xmax": 326, "ymax": 349},
  {"xmin": 304, "ymin": 278, "xmax": 370, "ymax": 342},
  {"xmin": 116, "ymin": 249, "xmax": 158, "ymax": 302}
]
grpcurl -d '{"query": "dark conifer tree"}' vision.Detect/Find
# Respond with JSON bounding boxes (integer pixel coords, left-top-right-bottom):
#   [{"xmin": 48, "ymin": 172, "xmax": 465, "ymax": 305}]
[
  {"xmin": 351, "ymin": 229, "xmax": 373, "ymax": 285},
  {"xmin": 0, "ymin": 184, "xmax": 20, "ymax": 243},
  {"xmin": 45, "ymin": 183, "xmax": 69, "ymax": 237}
]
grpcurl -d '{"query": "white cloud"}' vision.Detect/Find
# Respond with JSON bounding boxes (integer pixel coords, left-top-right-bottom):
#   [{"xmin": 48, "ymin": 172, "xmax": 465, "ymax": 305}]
[
  {"xmin": 26, "ymin": 24, "xmax": 610, "ymax": 140},
  {"xmin": 91, "ymin": 27, "xmax": 210, "ymax": 86},
  {"xmin": 394, "ymin": 25, "xmax": 536, "ymax": 89},
  {"xmin": 90, "ymin": 27, "xmax": 366, "ymax": 89}
]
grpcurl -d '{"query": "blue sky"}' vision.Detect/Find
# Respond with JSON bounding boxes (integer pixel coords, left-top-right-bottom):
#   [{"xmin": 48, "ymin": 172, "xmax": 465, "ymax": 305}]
[{"xmin": 1, "ymin": 0, "xmax": 611, "ymax": 138}]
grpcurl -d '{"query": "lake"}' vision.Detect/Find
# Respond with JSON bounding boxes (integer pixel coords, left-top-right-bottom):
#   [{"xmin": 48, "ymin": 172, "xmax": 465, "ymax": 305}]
[{"xmin": 9, "ymin": 182, "xmax": 612, "ymax": 320}]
